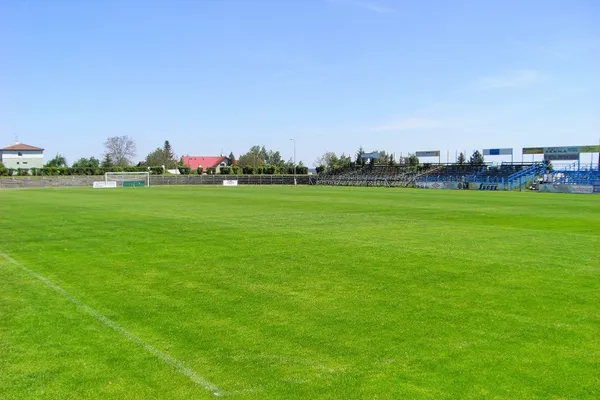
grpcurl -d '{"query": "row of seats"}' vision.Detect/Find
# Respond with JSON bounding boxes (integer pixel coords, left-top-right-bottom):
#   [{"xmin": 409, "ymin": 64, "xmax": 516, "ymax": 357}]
[
  {"xmin": 317, "ymin": 165, "xmax": 434, "ymax": 186},
  {"xmin": 318, "ymin": 163, "xmax": 538, "ymax": 185},
  {"xmin": 478, "ymin": 164, "xmax": 531, "ymax": 179}
]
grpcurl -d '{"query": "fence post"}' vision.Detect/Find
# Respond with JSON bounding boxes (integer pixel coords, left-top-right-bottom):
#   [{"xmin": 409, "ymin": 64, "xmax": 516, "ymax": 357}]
[{"xmin": 519, "ymin": 176, "xmax": 522, "ymax": 191}]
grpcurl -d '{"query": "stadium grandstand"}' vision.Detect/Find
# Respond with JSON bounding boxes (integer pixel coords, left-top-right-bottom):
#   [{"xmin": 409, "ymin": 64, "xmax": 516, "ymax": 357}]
[
  {"xmin": 316, "ymin": 145, "xmax": 600, "ymax": 193},
  {"xmin": 549, "ymin": 163, "xmax": 600, "ymax": 186},
  {"xmin": 316, "ymin": 162, "xmax": 544, "ymax": 190},
  {"xmin": 316, "ymin": 164, "xmax": 431, "ymax": 187}
]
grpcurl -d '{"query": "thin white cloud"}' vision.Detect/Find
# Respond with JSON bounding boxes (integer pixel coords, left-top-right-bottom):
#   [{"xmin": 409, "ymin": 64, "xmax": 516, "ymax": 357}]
[
  {"xmin": 475, "ymin": 69, "xmax": 544, "ymax": 91},
  {"xmin": 512, "ymin": 40, "xmax": 569, "ymax": 60},
  {"xmin": 513, "ymin": 37, "xmax": 600, "ymax": 60},
  {"xmin": 327, "ymin": 0, "xmax": 396, "ymax": 14},
  {"xmin": 370, "ymin": 101, "xmax": 541, "ymax": 135},
  {"xmin": 371, "ymin": 117, "xmax": 452, "ymax": 132}
]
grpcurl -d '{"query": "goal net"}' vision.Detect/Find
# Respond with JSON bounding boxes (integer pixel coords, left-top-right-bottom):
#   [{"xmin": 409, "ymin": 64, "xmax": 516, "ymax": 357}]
[{"xmin": 105, "ymin": 172, "xmax": 150, "ymax": 187}]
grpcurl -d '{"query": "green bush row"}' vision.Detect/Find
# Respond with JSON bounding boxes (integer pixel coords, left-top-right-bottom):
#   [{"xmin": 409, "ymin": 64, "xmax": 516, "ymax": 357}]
[
  {"xmin": 0, "ymin": 166, "xmax": 156, "ymax": 176},
  {"xmin": 240, "ymin": 165, "xmax": 309, "ymax": 175},
  {"xmin": 0, "ymin": 165, "xmax": 310, "ymax": 177},
  {"xmin": 197, "ymin": 165, "xmax": 309, "ymax": 175}
]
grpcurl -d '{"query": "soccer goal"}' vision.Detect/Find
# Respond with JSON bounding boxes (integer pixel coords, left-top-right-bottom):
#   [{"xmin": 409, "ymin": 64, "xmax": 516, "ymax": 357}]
[{"xmin": 105, "ymin": 172, "xmax": 150, "ymax": 187}]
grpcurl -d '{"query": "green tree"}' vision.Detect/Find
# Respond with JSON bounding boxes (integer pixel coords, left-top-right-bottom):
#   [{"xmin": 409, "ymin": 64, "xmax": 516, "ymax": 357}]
[
  {"xmin": 162, "ymin": 140, "xmax": 177, "ymax": 168},
  {"xmin": 238, "ymin": 145, "xmax": 266, "ymax": 168},
  {"xmin": 469, "ymin": 150, "xmax": 485, "ymax": 166},
  {"xmin": 457, "ymin": 152, "xmax": 466, "ymax": 165},
  {"xmin": 388, "ymin": 154, "xmax": 397, "ymax": 166},
  {"xmin": 101, "ymin": 154, "xmax": 113, "ymax": 168},
  {"xmin": 282, "ymin": 157, "xmax": 295, "ymax": 173},
  {"xmin": 71, "ymin": 157, "xmax": 100, "ymax": 168},
  {"xmin": 145, "ymin": 148, "xmax": 167, "ymax": 167},
  {"xmin": 314, "ymin": 151, "xmax": 339, "ymax": 170},
  {"xmin": 45, "ymin": 153, "xmax": 68, "ymax": 167},
  {"xmin": 355, "ymin": 146, "xmax": 365, "ymax": 166},
  {"xmin": 228, "ymin": 152, "xmax": 236, "ymax": 166},
  {"xmin": 265, "ymin": 150, "xmax": 284, "ymax": 166},
  {"xmin": 373, "ymin": 151, "xmax": 387, "ymax": 165},
  {"xmin": 143, "ymin": 141, "xmax": 177, "ymax": 168},
  {"xmin": 237, "ymin": 145, "xmax": 304, "ymax": 170},
  {"xmin": 407, "ymin": 154, "xmax": 419, "ymax": 167},
  {"xmin": 339, "ymin": 153, "xmax": 352, "ymax": 167}
]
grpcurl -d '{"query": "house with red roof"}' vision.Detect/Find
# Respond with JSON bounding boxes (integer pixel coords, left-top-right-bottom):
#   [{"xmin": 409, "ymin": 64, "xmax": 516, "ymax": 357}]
[
  {"xmin": 0, "ymin": 142, "xmax": 44, "ymax": 169},
  {"xmin": 182, "ymin": 155, "xmax": 231, "ymax": 173}
]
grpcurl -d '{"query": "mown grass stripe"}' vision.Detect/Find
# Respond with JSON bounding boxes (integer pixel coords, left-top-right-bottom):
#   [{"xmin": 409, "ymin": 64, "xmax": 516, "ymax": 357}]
[{"xmin": 0, "ymin": 250, "xmax": 224, "ymax": 397}]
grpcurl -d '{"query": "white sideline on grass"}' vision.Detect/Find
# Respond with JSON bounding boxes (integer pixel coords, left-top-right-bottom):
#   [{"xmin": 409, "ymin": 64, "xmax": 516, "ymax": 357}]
[{"xmin": 0, "ymin": 251, "xmax": 223, "ymax": 397}]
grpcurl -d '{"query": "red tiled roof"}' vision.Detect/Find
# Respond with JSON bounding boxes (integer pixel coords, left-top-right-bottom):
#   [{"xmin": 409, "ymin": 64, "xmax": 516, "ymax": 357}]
[
  {"xmin": 1, "ymin": 143, "xmax": 44, "ymax": 151},
  {"xmin": 182, "ymin": 156, "xmax": 226, "ymax": 171}
]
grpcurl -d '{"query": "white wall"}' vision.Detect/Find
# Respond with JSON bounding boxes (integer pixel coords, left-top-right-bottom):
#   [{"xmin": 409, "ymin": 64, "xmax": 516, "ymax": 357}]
[{"xmin": 0, "ymin": 150, "xmax": 44, "ymax": 169}]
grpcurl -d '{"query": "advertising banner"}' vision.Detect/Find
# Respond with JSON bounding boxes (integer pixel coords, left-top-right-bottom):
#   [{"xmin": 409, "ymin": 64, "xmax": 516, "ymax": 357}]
[
  {"xmin": 93, "ymin": 181, "xmax": 117, "ymax": 189},
  {"xmin": 523, "ymin": 145, "xmax": 599, "ymax": 155},
  {"xmin": 544, "ymin": 146, "xmax": 579, "ymax": 154},
  {"xmin": 522, "ymin": 147, "xmax": 544, "ymax": 154},
  {"xmin": 417, "ymin": 182, "xmax": 464, "ymax": 190},
  {"xmin": 222, "ymin": 180, "xmax": 238, "ymax": 187},
  {"xmin": 571, "ymin": 185, "xmax": 594, "ymax": 194},
  {"xmin": 483, "ymin": 148, "xmax": 513, "ymax": 156},
  {"xmin": 594, "ymin": 186, "xmax": 600, "ymax": 194},
  {"xmin": 543, "ymin": 146, "xmax": 580, "ymax": 160},
  {"xmin": 539, "ymin": 184, "xmax": 595, "ymax": 194},
  {"xmin": 468, "ymin": 183, "xmax": 504, "ymax": 191},
  {"xmin": 415, "ymin": 151, "xmax": 440, "ymax": 157},
  {"xmin": 578, "ymin": 145, "xmax": 600, "ymax": 153},
  {"xmin": 540, "ymin": 184, "xmax": 567, "ymax": 193},
  {"xmin": 544, "ymin": 153, "xmax": 579, "ymax": 161},
  {"xmin": 361, "ymin": 152, "xmax": 381, "ymax": 159}
]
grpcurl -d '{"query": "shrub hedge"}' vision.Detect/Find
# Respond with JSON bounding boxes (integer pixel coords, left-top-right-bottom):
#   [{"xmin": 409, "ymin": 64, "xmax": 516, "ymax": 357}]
[{"xmin": 0, "ymin": 164, "xmax": 309, "ymax": 176}]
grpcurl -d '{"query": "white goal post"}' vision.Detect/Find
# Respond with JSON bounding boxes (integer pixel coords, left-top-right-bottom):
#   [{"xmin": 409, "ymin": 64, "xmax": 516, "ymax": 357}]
[{"xmin": 105, "ymin": 172, "xmax": 150, "ymax": 187}]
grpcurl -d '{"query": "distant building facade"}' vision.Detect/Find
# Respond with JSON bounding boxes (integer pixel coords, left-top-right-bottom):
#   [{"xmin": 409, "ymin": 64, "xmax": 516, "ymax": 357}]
[
  {"xmin": 0, "ymin": 142, "xmax": 44, "ymax": 169},
  {"xmin": 182, "ymin": 155, "xmax": 230, "ymax": 173}
]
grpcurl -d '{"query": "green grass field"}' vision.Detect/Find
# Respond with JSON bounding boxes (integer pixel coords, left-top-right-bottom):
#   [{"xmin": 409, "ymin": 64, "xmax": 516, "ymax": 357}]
[{"xmin": 1, "ymin": 186, "xmax": 598, "ymax": 399}]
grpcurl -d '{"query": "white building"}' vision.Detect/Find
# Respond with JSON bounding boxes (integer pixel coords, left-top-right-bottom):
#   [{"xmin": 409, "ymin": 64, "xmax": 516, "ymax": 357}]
[{"xmin": 0, "ymin": 142, "xmax": 45, "ymax": 169}]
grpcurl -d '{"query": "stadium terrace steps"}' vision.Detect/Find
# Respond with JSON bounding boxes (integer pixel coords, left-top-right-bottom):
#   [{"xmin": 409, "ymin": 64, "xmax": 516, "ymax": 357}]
[
  {"xmin": 316, "ymin": 165, "xmax": 430, "ymax": 187},
  {"xmin": 316, "ymin": 162, "xmax": 549, "ymax": 190},
  {"xmin": 507, "ymin": 163, "xmax": 545, "ymax": 190}
]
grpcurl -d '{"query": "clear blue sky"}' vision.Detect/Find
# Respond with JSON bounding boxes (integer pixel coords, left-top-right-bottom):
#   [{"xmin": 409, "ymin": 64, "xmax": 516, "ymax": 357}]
[{"xmin": 2, "ymin": 0, "xmax": 599, "ymax": 165}]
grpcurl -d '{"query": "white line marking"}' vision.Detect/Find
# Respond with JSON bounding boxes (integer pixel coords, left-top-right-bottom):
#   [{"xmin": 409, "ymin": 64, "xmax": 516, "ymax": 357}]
[{"xmin": 0, "ymin": 251, "xmax": 223, "ymax": 397}]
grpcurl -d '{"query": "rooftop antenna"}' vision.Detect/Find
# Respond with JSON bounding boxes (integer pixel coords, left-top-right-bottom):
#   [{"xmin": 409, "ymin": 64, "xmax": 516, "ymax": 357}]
[{"xmin": 15, "ymin": 135, "xmax": 19, "ymax": 144}]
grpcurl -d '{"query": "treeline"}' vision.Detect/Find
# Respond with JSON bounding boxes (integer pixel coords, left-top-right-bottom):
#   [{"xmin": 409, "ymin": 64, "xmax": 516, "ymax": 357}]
[
  {"xmin": 314, "ymin": 148, "xmax": 488, "ymax": 172},
  {"xmin": 0, "ymin": 165, "xmax": 309, "ymax": 177},
  {"xmin": 220, "ymin": 165, "xmax": 309, "ymax": 175},
  {"xmin": 0, "ymin": 166, "xmax": 164, "ymax": 177}
]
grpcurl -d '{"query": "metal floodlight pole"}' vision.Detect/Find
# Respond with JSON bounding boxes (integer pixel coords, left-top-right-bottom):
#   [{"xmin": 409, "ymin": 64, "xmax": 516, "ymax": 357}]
[{"xmin": 290, "ymin": 138, "xmax": 296, "ymax": 185}]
